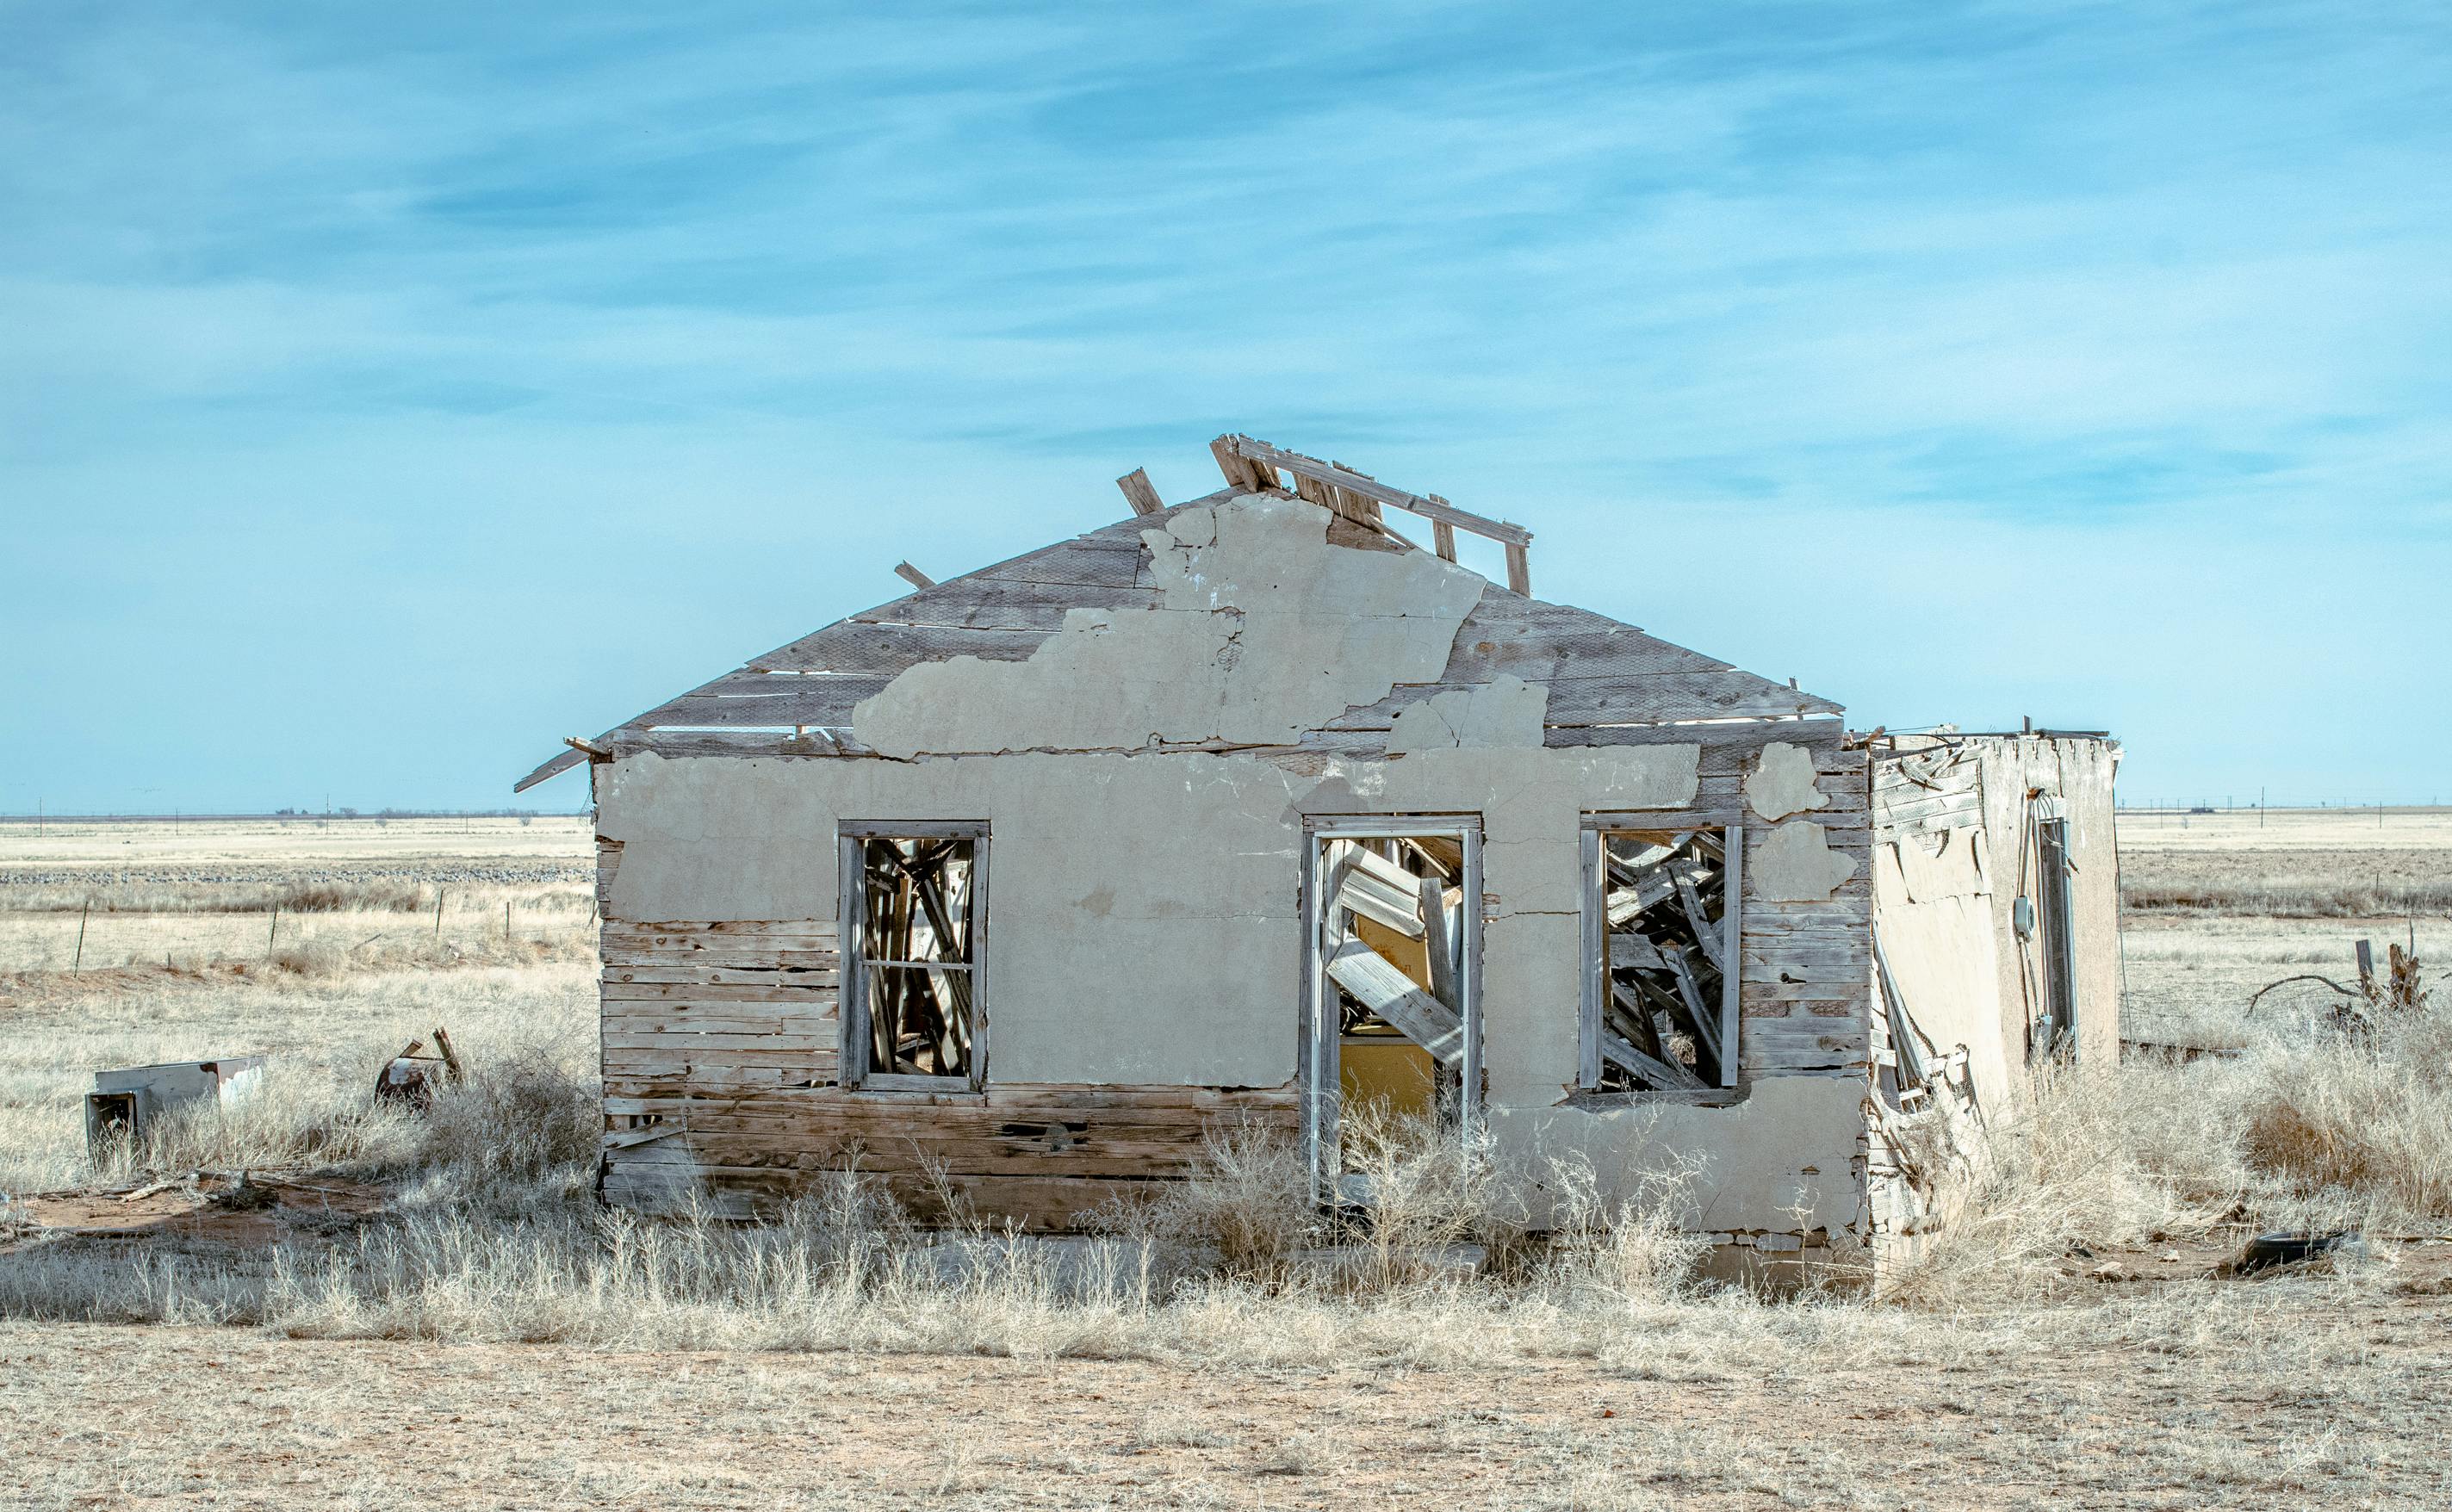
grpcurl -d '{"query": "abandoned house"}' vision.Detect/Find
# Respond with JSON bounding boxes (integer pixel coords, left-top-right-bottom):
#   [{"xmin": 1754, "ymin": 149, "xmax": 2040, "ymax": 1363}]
[{"xmin": 516, "ymin": 434, "xmax": 2122, "ymax": 1273}]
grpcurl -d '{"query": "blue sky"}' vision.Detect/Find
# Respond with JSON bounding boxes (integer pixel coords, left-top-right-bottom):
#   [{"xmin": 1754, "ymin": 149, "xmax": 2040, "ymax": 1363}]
[{"xmin": 4, "ymin": 1, "xmax": 2447, "ymax": 813}]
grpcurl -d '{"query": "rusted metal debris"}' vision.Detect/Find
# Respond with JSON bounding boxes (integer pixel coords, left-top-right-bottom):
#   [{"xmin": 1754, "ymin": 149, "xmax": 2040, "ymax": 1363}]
[{"xmin": 374, "ymin": 1027, "xmax": 468, "ymax": 1112}]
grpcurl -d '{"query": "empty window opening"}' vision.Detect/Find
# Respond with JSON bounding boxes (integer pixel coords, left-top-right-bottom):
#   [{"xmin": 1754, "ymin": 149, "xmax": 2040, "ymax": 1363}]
[
  {"xmin": 2031, "ymin": 812, "xmax": 2077, "ymax": 1054},
  {"xmin": 1304, "ymin": 821, "xmax": 1481, "ymax": 1198},
  {"xmin": 1582, "ymin": 825, "xmax": 1742, "ymax": 1091},
  {"xmin": 841, "ymin": 826, "xmax": 985, "ymax": 1089}
]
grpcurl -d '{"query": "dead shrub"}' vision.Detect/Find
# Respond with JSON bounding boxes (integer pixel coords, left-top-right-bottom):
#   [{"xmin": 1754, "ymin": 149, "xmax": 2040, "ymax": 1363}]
[
  {"xmin": 1112, "ymin": 1115, "xmax": 1325, "ymax": 1282},
  {"xmin": 268, "ymin": 939, "xmax": 348, "ymax": 978},
  {"xmin": 1325, "ymin": 1100, "xmax": 1521, "ymax": 1293},
  {"xmin": 1535, "ymin": 1154, "xmax": 1711, "ymax": 1303},
  {"xmin": 416, "ymin": 1046, "xmax": 599, "ymax": 1201},
  {"xmin": 274, "ymin": 881, "xmax": 430, "ymax": 914}
]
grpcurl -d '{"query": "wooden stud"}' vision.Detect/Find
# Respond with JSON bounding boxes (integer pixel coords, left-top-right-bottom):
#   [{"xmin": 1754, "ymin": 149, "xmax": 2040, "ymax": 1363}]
[
  {"xmin": 1217, "ymin": 435, "xmax": 1530, "ymax": 546},
  {"xmin": 1115, "ymin": 468, "xmax": 1164, "ymax": 517},
  {"xmin": 893, "ymin": 561, "xmax": 936, "ymax": 590},
  {"xmin": 1432, "ymin": 519, "xmax": 1456, "ymax": 562},
  {"xmin": 1504, "ymin": 541, "xmax": 1531, "ymax": 597}
]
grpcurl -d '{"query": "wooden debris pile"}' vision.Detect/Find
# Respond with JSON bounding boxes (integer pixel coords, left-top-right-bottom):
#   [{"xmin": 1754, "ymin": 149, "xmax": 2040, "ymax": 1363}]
[
  {"xmin": 858, "ymin": 837, "xmax": 977, "ymax": 1078},
  {"xmin": 1597, "ymin": 831, "xmax": 1731, "ymax": 1090},
  {"xmin": 1322, "ymin": 839, "xmax": 1467, "ymax": 1111}
]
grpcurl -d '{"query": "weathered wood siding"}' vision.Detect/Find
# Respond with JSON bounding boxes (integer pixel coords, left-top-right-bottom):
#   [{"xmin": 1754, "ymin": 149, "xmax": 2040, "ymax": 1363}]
[
  {"xmin": 596, "ymin": 834, "xmax": 1300, "ymax": 1225},
  {"xmin": 1705, "ymin": 732, "xmax": 1873, "ymax": 1078}
]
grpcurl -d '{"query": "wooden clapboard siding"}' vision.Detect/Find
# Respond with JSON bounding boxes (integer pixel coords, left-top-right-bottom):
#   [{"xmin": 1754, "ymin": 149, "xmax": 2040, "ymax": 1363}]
[
  {"xmin": 1870, "ymin": 743, "xmax": 1987, "ymax": 840},
  {"xmin": 1738, "ymin": 737, "xmax": 1874, "ymax": 1075},
  {"xmin": 595, "ymin": 907, "xmax": 1299, "ymax": 1230},
  {"xmin": 598, "ymin": 1080, "xmax": 1300, "ymax": 1230},
  {"xmin": 599, "ymin": 916, "xmax": 843, "ymax": 1110}
]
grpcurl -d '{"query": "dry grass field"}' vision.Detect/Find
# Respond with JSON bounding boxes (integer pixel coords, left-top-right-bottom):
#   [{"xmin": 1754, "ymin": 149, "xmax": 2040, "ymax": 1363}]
[{"xmin": 3, "ymin": 810, "xmax": 2449, "ymax": 1509}]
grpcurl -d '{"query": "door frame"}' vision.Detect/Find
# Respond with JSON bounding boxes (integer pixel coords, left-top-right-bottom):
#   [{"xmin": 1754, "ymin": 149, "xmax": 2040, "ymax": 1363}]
[{"xmin": 1298, "ymin": 814, "xmax": 1484, "ymax": 1200}]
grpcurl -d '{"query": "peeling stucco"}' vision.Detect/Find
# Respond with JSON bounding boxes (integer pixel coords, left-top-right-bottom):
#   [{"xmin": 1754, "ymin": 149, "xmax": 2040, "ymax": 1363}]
[
  {"xmin": 1385, "ymin": 673, "xmax": 1549, "ymax": 753},
  {"xmin": 1748, "ymin": 819, "xmax": 1858, "ymax": 901},
  {"xmin": 850, "ymin": 494, "xmax": 1487, "ymax": 758},
  {"xmin": 1872, "ymin": 842, "xmax": 2013, "ymax": 1108},
  {"xmin": 1744, "ymin": 741, "xmax": 1829, "ymax": 822},
  {"xmin": 1891, "ymin": 825, "xmax": 1988, "ymax": 902}
]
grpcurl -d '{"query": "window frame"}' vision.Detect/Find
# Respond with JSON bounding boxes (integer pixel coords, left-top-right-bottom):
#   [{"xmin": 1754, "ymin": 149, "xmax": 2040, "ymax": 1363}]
[
  {"xmin": 1298, "ymin": 814, "xmax": 1484, "ymax": 1200},
  {"xmin": 1578, "ymin": 814, "xmax": 1745, "ymax": 1093},
  {"xmin": 837, "ymin": 820, "xmax": 990, "ymax": 1094},
  {"xmin": 2031, "ymin": 805, "xmax": 2077, "ymax": 1054}
]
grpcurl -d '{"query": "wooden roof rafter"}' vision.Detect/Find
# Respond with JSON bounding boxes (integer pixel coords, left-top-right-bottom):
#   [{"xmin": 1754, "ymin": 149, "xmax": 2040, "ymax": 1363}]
[{"xmin": 1211, "ymin": 434, "xmax": 1534, "ymax": 594}]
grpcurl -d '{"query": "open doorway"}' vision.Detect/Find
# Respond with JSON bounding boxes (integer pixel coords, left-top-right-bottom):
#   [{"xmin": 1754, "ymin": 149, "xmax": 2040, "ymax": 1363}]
[{"xmin": 1300, "ymin": 816, "xmax": 1481, "ymax": 1201}]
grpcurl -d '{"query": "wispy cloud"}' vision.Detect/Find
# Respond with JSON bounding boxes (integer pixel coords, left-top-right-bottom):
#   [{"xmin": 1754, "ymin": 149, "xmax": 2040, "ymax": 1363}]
[{"xmin": 3, "ymin": 1, "xmax": 2446, "ymax": 808}]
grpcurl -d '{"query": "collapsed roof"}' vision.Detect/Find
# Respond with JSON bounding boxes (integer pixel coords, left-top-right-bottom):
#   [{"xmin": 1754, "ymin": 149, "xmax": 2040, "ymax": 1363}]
[{"xmin": 517, "ymin": 436, "xmax": 1841, "ymax": 791}]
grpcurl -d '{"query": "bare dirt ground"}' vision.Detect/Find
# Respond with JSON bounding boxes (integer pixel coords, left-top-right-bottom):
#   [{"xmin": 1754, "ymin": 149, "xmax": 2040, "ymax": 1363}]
[{"xmin": 12, "ymin": 1260, "xmax": 2452, "ymax": 1512}]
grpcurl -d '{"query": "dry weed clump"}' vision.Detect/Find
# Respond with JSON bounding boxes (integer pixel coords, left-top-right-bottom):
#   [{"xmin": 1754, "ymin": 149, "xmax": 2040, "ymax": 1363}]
[
  {"xmin": 2237, "ymin": 1003, "xmax": 2452, "ymax": 1217},
  {"xmin": 1892, "ymin": 991, "xmax": 2452, "ymax": 1304},
  {"xmin": 3, "ymin": 1084, "xmax": 1720, "ymax": 1360},
  {"xmin": 2124, "ymin": 878, "xmax": 2452, "ymax": 918}
]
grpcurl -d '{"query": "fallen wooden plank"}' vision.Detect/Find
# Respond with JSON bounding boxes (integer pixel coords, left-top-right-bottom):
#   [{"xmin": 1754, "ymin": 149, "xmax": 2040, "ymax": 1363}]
[
  {"xmin": 1609, "ymin": 932, "xmax": 1669, "ymax": 971},
  {"xmin": 1326, "ymin": 940, "xmax": 1462, "ymax": 1066},
  {"xmin": 1333, "ymin": 873, "xmax": 1425, "ymax": 938},
  {"xmin": 1661, "ymin": 948, "xmax": 1722, "ymax": 1069},
  {"xmin": 1421, "ymin": 875, "xmax": 1457, "ymax": 1010},
  {"xmin": 1606, "ymin": 979, "xmax": 1668, "ymax": 1063},
  {"xmin": 1599, "ymin": 1031, "xmax": 1705, "ymax": 1091},
  {"xmin": 1676, "ymin": 871, "xmax": 1725, "ymax": 975}
]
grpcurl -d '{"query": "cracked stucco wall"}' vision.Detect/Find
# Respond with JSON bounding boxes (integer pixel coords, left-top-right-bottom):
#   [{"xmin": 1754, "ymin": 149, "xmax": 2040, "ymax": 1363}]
[
  {"xmin": 599, "ymin": 735, "xmax": 1860, "ymax": 1232},
  {"xmin": 597, "ymin": 495, "xmax": 1865, "ymax": 1234},
  {"xmin": 853, "ymin": 494, "xmax": 1487, "ymax": 758}
]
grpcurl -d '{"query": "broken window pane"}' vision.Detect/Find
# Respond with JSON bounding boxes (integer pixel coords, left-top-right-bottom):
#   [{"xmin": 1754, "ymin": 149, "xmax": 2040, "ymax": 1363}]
[
  {"xmin": 850, "ymin": 833, "xmax": 980, "ymax": 1083},
  {"xmin": 1592, "ymin": 827, "xmax": 1735, "ymax": 1091}
]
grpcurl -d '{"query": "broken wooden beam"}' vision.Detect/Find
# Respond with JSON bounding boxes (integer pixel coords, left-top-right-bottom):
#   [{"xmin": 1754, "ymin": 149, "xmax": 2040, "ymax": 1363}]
[
  {"xmin": 893, "ymin": 561, "xmax": 936, "ymax": 590},
  {"xmin": 1115, "ymin": 468, "xmax": 1164, "ymax": 517},
  {"xmin": 1330, "ymin": 846, "xmax": 1429, "ymax": 937},
  {"xmin": 1210, "ymin": 436, "xmax": 1276, "ymax": 493},
  {"xmin": 1420, "ymin": 874, "xmax": 1457, "ymax": 1011},
  {"xmin": 1214, "ymin": 435, "xmax": 1532, "ymax": 548},
  {"xmin": 1676, "ymin": 871, "xmax": 1724, "ymax": 975},
  {"xmin": 1327, "ymin": 940, "xmax": 1462, "ymax": 1066},
  {"xmin": 1598, "ymin": 1030, "xmax": 1704, "ymax": 1091}
]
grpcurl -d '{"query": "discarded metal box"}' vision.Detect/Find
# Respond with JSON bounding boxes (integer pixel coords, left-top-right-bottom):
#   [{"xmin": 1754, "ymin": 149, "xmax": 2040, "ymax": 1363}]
[{"xmin": 84, "ymin": 1057, "xmax": 266, "ymax": 1158}]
